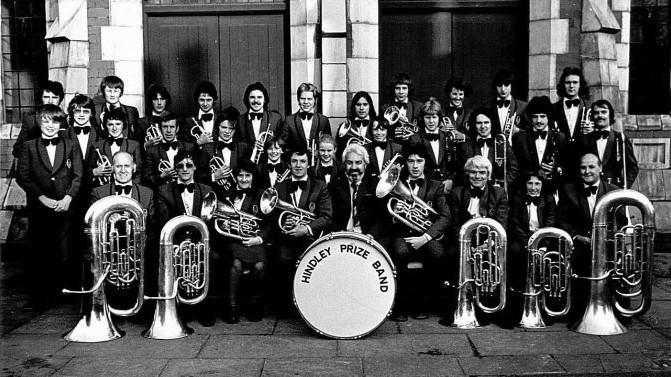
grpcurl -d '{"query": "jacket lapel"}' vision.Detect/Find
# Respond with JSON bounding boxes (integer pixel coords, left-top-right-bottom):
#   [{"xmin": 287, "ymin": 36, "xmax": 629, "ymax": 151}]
[
  {"xmin": 37, "ymin": 139, "xmax": 53, "ymax": 171},
  {"xmin": 298, "ymin": 179, "xmax": 311, "ymax": 209},
  {"xmin": 579, "ymin": 186, "xmax": 591, "ymax": 220},
  {"xmin": 52, "ymin": 139, "xmax": 65, "ymax": 172},
  {"xmin": 172, "ymin": 184, "xmax": 187, "ymax": 215},
  {"xmin": 479, "ymin": 186, "xmax": 489, "ymax": 217},
  {"xmin": 295, "ymin": 114, "xmax": 308, "ymax": 144},
  {"xmin": 602, "ymin": 132, "xmax": 615, "ymax": 167},
  {"xmin": 131, "ymin": 183, "xmax": 140, "ymax": 202},
  {"xmin": 192, "ymin": 184, "xmax": 203, "ymax": 217}
]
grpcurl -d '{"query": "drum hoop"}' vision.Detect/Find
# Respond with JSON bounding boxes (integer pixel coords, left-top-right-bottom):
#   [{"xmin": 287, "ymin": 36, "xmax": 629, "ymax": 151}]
[{"xmin": 292, "ymin": 231, "xmax": 397, "ymax": 340}]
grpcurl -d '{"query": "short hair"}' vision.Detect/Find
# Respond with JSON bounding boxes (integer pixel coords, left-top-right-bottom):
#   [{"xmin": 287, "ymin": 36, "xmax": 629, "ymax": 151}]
[
  {"xmin": 296, "ymin": 83, "xmax": 320, "ymax": 101},
  {"xmin": 100, "ymin": 75, "xmax": 125, "ymax": 95},
  {"xmin": 193, "ymin": 81, "xmax": 218, "ymax": 101},
  {"xmin": 290, "ymin": 149, "xmax": 309, "ymax": 159},
  {"xmin": 348, "ymin": 91, "xmax": 377, "ymax": 120},
  {"xmin": 373, "ymin": 116, "xmax": 391, "ymax": 131},
  {"xmin": 67, "ymin": 94, "xmax": 96, "ymax": 126},
  {"xmin": 403, "ymin": 144, "xmax": 428, "ymax": 161},
  {"xmin": 521, "ymin": 172, "xmax": 544, "ymax": 184},
  {"xmin": 590, "ymin": 99, "xmax": 616, "ymax": 125},
  {"xmin": 243, "ymin": 82, "xmax": 270, "ymax": 110},
  {"xmin": 390, "ymin": 72, "xmax": 414, "ymax": 94},
  {"xmin": 443, "ymin": 78, "xmax": 471, "ymax": 96},
  {"xmin": 233, "ymin": 159, "xmax": 260, "ymax": 188},
  {"xmin": 493, "ymin": 69, "xmax": 515, "ymax": 87},
  {"xmin": 174, "ymin": 150, "xmax": 195, "ymax": 166},
  {"xmin": 42, "ymin": 80, "xmax": 65, "ymax": 100},
  {"xmin": 468, "ymin": 106, "xmax": 498, "ymax": 136},
  {"xmin": 318, "ymin": 133, "xmax": 336, "ymax": 147},
  {"xmin": 526, "ymin": 96, "xmax": 554, "ymax": 124},
  {"xmin": 580, "ymin": 152, "xmax": 602, "ymax": 167},
  {"xmin": 103, "ymin": 107, "xmax": 127, "ymax": 126},
  {"xmin": 147, "ymin": 84, "xmax": 172, "ymax": 107},
  {"xmin": 464, "ymin": 155, "xmax": 492, "ymax": 178},
  {"xmin": 419, "ymin": 97, "xmax": 443, "ymax": 117},
  {"xmin": 220, "ymin": 106, "xmax": 240, "ymax": 122},
  {"xmin": 341, "ymin": 143, "xmax": 369, "ymax": 165},
  {"xmin": 37, "ymin": 104, "xmax": 67, "ymax": 126},
  {"xmin": 160, "ymin": 112, "xmax": 178, "ymax": 123},
  {"xmin": 263, "ymin": 134, "xmax": 285, "ymax": 151},
  {"xmin": 556, "ymin": 67, "xmax": 589, "ymax": 98}
]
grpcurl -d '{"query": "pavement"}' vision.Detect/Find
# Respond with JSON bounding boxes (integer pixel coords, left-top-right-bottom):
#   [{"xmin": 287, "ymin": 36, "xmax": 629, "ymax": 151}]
[{"xmin": 1, "ymin": 259, "xmax": 671, "ymax": 377}]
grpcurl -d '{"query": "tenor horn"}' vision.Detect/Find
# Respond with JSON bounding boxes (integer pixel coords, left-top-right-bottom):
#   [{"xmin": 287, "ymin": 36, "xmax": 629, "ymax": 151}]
[
  {"xmin": 520, "ymin": 227, "xmax": 573, "ymax": 328},
  {"xmin": 451, "ymin": 217, "xmax": 507, "ymax": 328},
  {"xmin": 62, "ymin": 196, "xmax": 146, "ymax": 342},
  {"xmin": 384, "ymin": 106, "xmax": 418, "ymax": 138},
  {"xmin": 201, "ymin": 191, "xmax": 262, "ymax": 240},
  {"xmin": 143, "ymin": 215, "xmax": 209, "ymax": 339},
  {"xmin": 260, "ymin": 187, "xmax": 316, "ymax": 232},
  {"xmin": 573, "ymin": 189, "xmax": 655, "ymax": 335},
  {"xmin": 338, "ymin": 120, "xmax": 372, "ymax": 146}
]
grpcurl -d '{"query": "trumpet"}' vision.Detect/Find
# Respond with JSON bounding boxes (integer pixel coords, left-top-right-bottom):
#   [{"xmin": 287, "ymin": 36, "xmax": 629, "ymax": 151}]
[
  {"xmin": 310, "ymin": 139, "xmax": 318, "ymax": 167},
  {"xmin": 260, "ymin": 187, "xmax": 316, "ymax": 232},
  {"xmin": 190, "ymin": 117, "xmax": 207, "ymax": 138},
  {"xmin": 445, "ymin": 128, "xmax": 465, "ymax": 163},
  {"xmin": 539, "ymin": 127, "xmax": 560, "ymax": 182},
  {"xmin": 143, "ymin": 215, "xmax": 209, "ymax": 339},
  {"xmin": 338, "ymin": 120, "xmax": 372, "ymax": 146},
  {"xmin": 493, "ymin": 133, "xmax": 507, "ymax": 191},
  {"xmin": 209, "ymin": 156, "xmax": 236, "ymax": 190},
  {"xmin": 384, "ymin": 106, "xmax": 418, "ymax": 139},
  {"xmin": 95, "ymin": 147, "xmax": 111, "ymax": 185},
  {"xmin": 145, "ymin": 123, "xmax": 163, "ymax": 142},
  {"xmin": 274, "ymin": 168, "xmax": 291, "ymax": 186},
  {"xmin": 451, "ymin": 217, "xmax": 507, "ymax": 328},
  {"xmin": 251, "ymin": 130, "xmax": 273, "ymax": 164},
  {"xmin": 519, "ymin": 227, "xmax": 573, "ymax": 328},
  {"xmin": 201, "ymin": 192, "xmax": 261, "ymax": 241},
  {"xmin": 375, "ymin": 162, "xmax": 438, "ymax": 234},
  {"xmin": 580, "ymin": 108, "xmax": 593, "ymax": 135}
]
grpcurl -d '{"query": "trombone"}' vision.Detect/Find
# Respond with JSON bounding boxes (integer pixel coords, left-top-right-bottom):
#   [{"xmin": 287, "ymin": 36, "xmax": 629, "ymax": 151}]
[
  {"xmin": 94, "ymin": 147, "xmax": 111, "ymax": 185},
  {"xmin": 251, "ymin": 130, "xmax": 273, "ymax": 164},
  {"xmin": 209, "ymin": 156, "xmax": 236, "ymax": 190},
  {"xmin": 493, "ymin": 134, "xmax": 507, "ymax": 192},
  {"xmin": 338, "ymin": 120, "xmax": 372, "ymax": 146}
]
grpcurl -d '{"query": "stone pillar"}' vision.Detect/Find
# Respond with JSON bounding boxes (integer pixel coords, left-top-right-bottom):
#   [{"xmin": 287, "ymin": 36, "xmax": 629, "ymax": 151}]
[
  {"xmin": 528, "ymin": 0, "xmax": 568, "ymax": 101},
  {"xmin": 348, "ymin": 1, "xmax": 378, "ymax": 111},
  {"xmin": 290, "ymin": 0, "xmax": 321, "ymax": 114},
  {"xmin": 612, "ymin": 0, "xmax": 631, "ymax": 113},
  {"xmin": 321, "ymin": 0, "xmax": 348, "ymax": 131}
]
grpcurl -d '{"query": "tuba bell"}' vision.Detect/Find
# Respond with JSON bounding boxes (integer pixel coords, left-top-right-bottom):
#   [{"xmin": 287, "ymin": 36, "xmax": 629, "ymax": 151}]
[
  {"xmin": 260, "ymin": 187, "xmax": 316, "ymax": 232},
  {"xmin": 338, "ymin": 120, "xmax": 372, "ymax": 146},
  {"xmin": 201, "ymin": 191, "xmax": 261, "ymax": 240},
  {"xmin": 143, "ymin": 215, "xmax": 209, "ymax": 339},
  {"xmin": 573, "ymin": 189, "xmax": 655, "ymax": 335},
  {"xmin": 519, "ymin": 227, "xmax": 573, "ymax": 328},
  {"xmin": 451, "ymin": 217, "xmax": 507, "ymax": 328},
  {"xmin": 62, "ymin": 196, "xmax": 146, "ymax": 342}
]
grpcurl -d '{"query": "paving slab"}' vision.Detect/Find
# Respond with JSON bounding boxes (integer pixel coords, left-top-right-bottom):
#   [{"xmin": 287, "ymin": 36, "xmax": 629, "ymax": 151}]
[
  {"xmin": 10, "ymin": 314, "xmax": 78, "ymax": 335},
  {"xmin": 552, "ymin": 354, "xmax": 605, "ymax": 374},
  {"xmin": 655, "ymin": 327, "xmax": 671, "ymax": 340},
  {"xmin": 602, "ymin": 329, "xmax": 671, "ymax": 353},
  {"xmin": 458, "ymin": 354, "xmax": 563, "ymax": 375},
  {"xmin": 56, "ymin": 334, "xmax": 209, "ymax": 358},
  {"xmin": 652, "ymin": 285, "xmax": 671, "ymax": 301},
  {"xmin": 53, "ymin": 356, "xmax": 168, "ymax": 377},
  {"xmin": 643, "ymin": 350, "xmax": 671, "ymax": 370},
  {"xmin": 0, "ymin": 334, "xmax": 69, "ymax": 358},
  {"xmin": 600, "ymin": 353, "xmax": 665, "ymax": 373},
  {"xmin": 160, "ymin": 358, "xmax": 264, "ymax": 377},
  {"xmin": 338, "ymin": 334, "xmax": 473, "ymax": 357},
  {"xmin": 641, "ymin": 300, "xmax": 671, "ymax": 328},
  {"xmin": 262, "ymin": 357, "xmax": 363, "ymax": 377},
  {"xmin": 273, "ymin": 317, "xmax": 315, "ymax": 335},
  {"xmin": 198, "ymin": 335, "xmax": 337, "ymax": 358},
  {"xmin": 363, "ymin": 355, "xmax": 464, "ymax": 377},
  {"xmin": 191, "ymin": 317, "xmax": 275, "ymax": 335},
  {"xmin": 468, "ymin": 330, "xmax": 615, "ymax": 356},
  {"xmin": 0, "ymin": 356, "xmax": 72, "ymax": 377}
]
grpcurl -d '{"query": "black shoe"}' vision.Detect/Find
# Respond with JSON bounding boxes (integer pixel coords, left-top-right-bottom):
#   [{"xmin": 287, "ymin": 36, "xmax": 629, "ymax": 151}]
[
  {"xmin": 438, "ymin": 315, "xmax": 454, "ymax": 327},
  {"xmin": 23, "ymin": 299, "xmax": 47, "ymax": 312},
  {"xmin": 223, "ymin": 306, "xmax": 240, "ymax": 324},
  {"xmin": 390, "ymin": 311, "xmax": 408, "ymax": 322},
  {"xmin": 412, "ymin": 311, "xmax": 429, "ymax": 320},
  {"xmin": 245, "ymin": 303, "xmax": 263, "ymax": 322},
  {"xmin": 199, "ymin": 313, "xmax": 216, "ymax": 327}
]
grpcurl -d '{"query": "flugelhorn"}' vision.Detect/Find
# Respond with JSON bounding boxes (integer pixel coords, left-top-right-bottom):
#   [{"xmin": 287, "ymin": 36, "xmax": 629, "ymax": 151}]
[
  {"xmin": 384, "ymin": 106, "xmax": 418, "ymax": 139},
  {"xmin": 209, "ymin": 156, "xmax": 236, "ymax": 190},
  {"xmin": 260, "ymin": 187, "xmax": 316, "ymax": 232},
  {"xmin": 573, "ymin": 189, "xmax": 655, "ymax": 335},
  {"xmin": 519, "ymin": 227, "xmax": 573, "ymax": 328},
  {"xmin": 338, "ymin": 120, "xmax": 372, "ymax": 146},
  {"xmin": 145, "ymin": 123, "xmax": 163, "ymax": 142},
  {"xmin": 251, "ymin": 130, "xmax": 273, "ymax": 164},
  {"xmin": 143, "ymin": 215, "xmax": 209, "ymax": 339},
  {"xmin": 62, "ymin": 196, "xmax": 146, "ymax": 342},
  {"xmin": 94, "ymin": 147, "xmax": 111, "ymax": 185},
  {"xmin": 493, "ymin": 133, "xmax": 507, "ymax": 191},
  {"xmin": 375, "ymin": 162, "xmax": 438, "ymax": 234},
  {"xmin": 451, "ymin": 217, "xmax": 507, "ymax": 328},
  {"xmin": 201, "ymin": 191, "xmax": 262, "ymax": 240}
]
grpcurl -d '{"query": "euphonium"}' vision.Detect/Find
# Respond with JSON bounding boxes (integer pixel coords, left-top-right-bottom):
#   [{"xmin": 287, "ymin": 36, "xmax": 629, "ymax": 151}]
[
  {"xmin": 209, "ymin": 156, "xmax": 236, "ymax": 190},
  {"xmin": 62, "ymin": 196, "xmax": 146, "ymax": 342},
  {"xmin": 384, "ymin": 106, "xmax": 418, "ymax": 138},
  {"xmin": 143, "ymin": 215, "xmax": 209, "ymax": 339},
  {"xmin": 201, "ymin": 191, "xmax": 262, "ymax": 240},
  {"xmin": 493, "ymin": 133, "xmax": 507, "ymax": 191},
  {"xmin": 451, "ymin": 217, "xmax": 507, "ymax": 328},
  {"xmin": 573, "ymin": 189, "xmax": 655, "ymax": 335},
  {"xmin": 338, "ymin": 120, "xmax": 372, "ymax": 146},
  {"xmin": 251, "ymin": 130, "xmax": 273, "ymax": 164},
  {"xmin": 145, "ymin": 123, "xmax": 163, "ymax": 142},
  {"xmin": 190, "ymin": 117, "xmax": 207, "ymax": 138},
  {"xmin": 95, "ymin": 147, "xmax": 111, "ymax": 185},
  {"xmin": 520, "ymin": 227, "xmax": 573, "ymax": 329},
  {"xmin": 375, "ymin": 162, "xmax": 438, "ymax": 234},
  {"xmin": 260, "ymin": 187, "xmax": 316, "ymax": 232}
]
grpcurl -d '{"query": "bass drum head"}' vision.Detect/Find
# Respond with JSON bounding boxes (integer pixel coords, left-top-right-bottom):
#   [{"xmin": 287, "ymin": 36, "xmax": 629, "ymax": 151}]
[{"xmin": 293, "ymin": 232, "xmax": 397, "ymax": 339}]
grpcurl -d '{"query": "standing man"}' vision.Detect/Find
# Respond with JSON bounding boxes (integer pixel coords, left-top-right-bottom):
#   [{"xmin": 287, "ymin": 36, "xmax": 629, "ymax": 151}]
[
  {"xmin": 443, "ymin": 78, "xmax": 472, "ymax": 134},
  {"xmin": 382, "ymin": 73, "xmax": 423, "ymax": 128},
  {"xmin": 184, "ymin": 81, "xmax": 219, "ymax": 147},
  {"xmin": 92, "ymin": 108, "xmax": 143, "ymax": 186},
  {"xmin": 97, "ymin": 76, "xmax": 140, "ymax": 140},
  {"xmin": 142, "ymin": 113, "xmax": 196, "ymax": 189},
  {"xmin": 284, "ymin": 83, "xmax": 331, "ymax": 159},
  {"xmin": 553, "ymin": 67, "xmax": 590, "ymax": 143},
  {"xmin": 236, "ymin": 82, "xmax": 284, "ymax": 153},
  {"xmin": 490, "ymin": 70, "xmax": 527, "ymax": 142},
  {"xmin": 13, "ymin": 80, "xmax": 65, "ymax": 158}
]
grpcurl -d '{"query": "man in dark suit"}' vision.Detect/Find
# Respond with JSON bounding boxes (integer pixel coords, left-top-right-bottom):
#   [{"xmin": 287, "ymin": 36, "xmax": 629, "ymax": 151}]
[
  {"xmin": 182, "ymin": 81, "xmax": 220, "ymax": 147},
  {"xmin": 13, "ymin": 80, "xmax": 65, "ymax": 158},
  {"xmin": 16, "ymin": 104, "xmax": 83, "ymax": 310},
  {"xmin": 490, "ymin": 70, "xmax": 527, "ymax": 142},
  {"xmin": 336, "ymin": 91, "xmax": 376, "ymax": 154},
  {"xmin": 236, "ymin": 82, "xmax": 284, "ymax": 153},
  {"xmin": 381, "ymin": 73, "xmax": 423, "ymax": 143},
  {"xmin": 552, "ymin": 67, "xmax": 590, "ymax": 143},
  {"xmin": 365, "ymin": 118, "xmax": 403, "ymax": 183},
  {"xmin": 284, "ymin": 83, "xmax": 331, "ymax": 158},
  {"xmin": 579, "ymin": 99, "xmax": 638, "ymax": 188},
  {"xmin": 443, "ymin": 78, "xmax": 472, "ymax": 134},
  {"xmin": 97, "ymin": 75, "xmax": 140, "ymax": 141},
  {"xmin": 139, "ymin": 84, "xmax": 179, "ymax": 149},
  {"xmin": 142, "ymin": 113, "xmax": 196, "ymax": 189},
  {"xmin": 92, "ymin": 107, "xmax": 143, "ymax": 186}
]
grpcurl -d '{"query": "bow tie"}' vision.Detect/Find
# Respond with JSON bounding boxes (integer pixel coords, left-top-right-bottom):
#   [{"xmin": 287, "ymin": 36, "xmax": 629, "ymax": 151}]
[
  {"xmin": 373, "ymin": 141, "xmax": 387, "ymax": 149},
  {"xmin": 162, "ymin": 141, "xmax": 178, "ymax": 150},
  {"xmin": 477, "ymin": 137, "xmax": 493, "ymax": 148},
  {"xmin": 449, "ymin": 106, "xmax": 464, "ymax": 115},
  {"xmin": 565, "ymin": 99, "xmax": 581, "ymax": 108},
  {"xmin": 115, "ymin": 185, "xmax": 132, "ymax": 195},
  {"xmin": 595, "ymin": 130, "xmax": 610, "ymax": 139},
  {"xmin": 290, "ymin": 180, "xmax": 307, "ymax": 192},
  {"xmin": 200, "ymin": 113, "xmax": 213, "ymax": 122},
  {"xmin": 74, "ymin": 126, "xmax": 91, "ymax": 135},
  {"xmin": 497, "ymin": 99, "xmax": 511, "ymax": 108},
  {"xmin": 425, "ymin": 133, "xmax": 439, "ymax": 142},
  {"xmin": 408, "ymin": 178, "xmax": 424, "ymax": 190},
  {"xmin": 177, "ymin": 183, "xmax": 195, "ymax": 193},
  {"xmin": 525, "ymin": 195, "xmax": 541, "ymax": 206},
  {"xmin": 249, "ymin": 112, "xmax": 263, "ymax": 121},
  {"xmin": 394, "ymin": 102, "xmax": 407, "ymax": 110},
  {"xmin": 219, "ymin": 140, "xmax": 233, "ymax": 150},
  {"xmin": 108, "ymin": 137, "xmax": 123, "ymax": 146},
  {"xmin": 354, "ymin": 119, "xmax": 369, "ymax": 128},
  {"xmin": 469, "ymin": 186, "xmax": 484, "ymax": 198},
  {"xmin": 299, "ymin": 111, "xmax": 313, "ymax": 121},
  {"xmin": 41, "ymin": 137, "xmax": 60, "ymax": 146},
  {"xmin": 267, "ymin": 163, "xmax": 280, "ymax": 173},
  {"xmin": 317, "ymin": 165, "xmax": 332, "ymax": 177},
  {"xmin": 533, "ymin": 130, "xmax": 548, "ymax": 140},
  {"xmin": 585, "ymin": 185, "xmax": 598, "ymax": 196}
]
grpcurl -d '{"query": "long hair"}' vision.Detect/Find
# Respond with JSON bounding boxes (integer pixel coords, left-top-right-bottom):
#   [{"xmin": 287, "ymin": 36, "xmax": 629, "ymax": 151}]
[
  {"xmin": 348, "ymin": 91, "xmax": 377, "ymax": 121},
  {"xmin": 417, "ymin": 97, "xmax": 444, "ymax": 130},
  {"xmin": 556, "ymin": 67, "xmax": 589, "ymax": 99},
  {"xmin": 468, "ymin": 106, "xmax": 498, "ymax": 137},
  {"xmin": 147, "ymin": 84, "xmax": 172, "ymax": 115},
  {"xmin": 243, "ymin": 82, "xmax": 270, "ymax": 111}
]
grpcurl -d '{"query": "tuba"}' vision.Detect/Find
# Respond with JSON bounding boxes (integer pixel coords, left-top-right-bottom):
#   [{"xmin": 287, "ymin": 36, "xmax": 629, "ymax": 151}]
[
  {"xmin": 260, "ymin": 187, "xmax": 316, "ymax": 232},
  {"xmin": 520, "ymin": 227, "xmax": 573, "ymax": 328},
  {"xmin": 209, "ymin": 156, "xmax": 237, "ymax": 190},
  {"xmin": 384, "ymin": 106, "xmax": 418, "ymax": 139},
  {"xmin": 94, "ymin": 147, "xmax": 111, "ymax": 185},
  {"xmin": 375, "ymin": 162, "xmax": 438, "ymax": 234},
  {"xmin": 143, "ymin": 215, "xmax": 209, "ymax": 339},
  {"xmin": 493, "ymin": 133, "xmax": 507, "ymax": 192},
  {"xmin": 338, "ymin": 120, "xmax": 372, "ymax": 146},
  {"xmin": 201, "ymin": 191, "xmax": 261, "ymax": 240},
  {"xmin": 62, "ymin": 196, "xmax": 146, "ymax": 342},
  {"xmin": 251, "ymin": 130, "xmax": 273, "ymax": 164},
  {"xmin": 451, "ymin": 217, "xmax": 507, "ymax": 328},
  {"xmin": 573, "ymin": 189, "xmax": 655, "ymax": 335}
]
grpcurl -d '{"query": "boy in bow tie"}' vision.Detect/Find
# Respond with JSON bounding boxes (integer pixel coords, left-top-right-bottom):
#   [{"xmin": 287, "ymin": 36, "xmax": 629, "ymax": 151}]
[
  {"xmin": 284, "ymin": 83, "xmax": 332, "ymax": 158},
  {"xmin": 97, "ymin": 75, "xmax": 140, "ymax": 140},
  {"xmin": 92, "ymin": 107, "xmax": 143, "ymax": 186}
]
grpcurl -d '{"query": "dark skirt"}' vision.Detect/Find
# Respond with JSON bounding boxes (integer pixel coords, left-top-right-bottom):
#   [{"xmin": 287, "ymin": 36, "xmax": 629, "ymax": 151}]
[{"xmin": 228, "ymin": 242, "xmax": 268, "ymax": 264}]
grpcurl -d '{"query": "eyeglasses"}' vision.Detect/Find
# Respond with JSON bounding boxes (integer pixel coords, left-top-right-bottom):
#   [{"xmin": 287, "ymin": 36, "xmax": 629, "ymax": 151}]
[{"xmin": 176, "ymin": 163, "xmax": 194, "ymax": 170}]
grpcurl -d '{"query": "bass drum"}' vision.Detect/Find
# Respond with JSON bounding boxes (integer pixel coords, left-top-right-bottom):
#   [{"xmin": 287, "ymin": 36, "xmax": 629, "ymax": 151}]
[{"xmin": 293, "ymin": 232, "xmax": 397, "ymax": 339}]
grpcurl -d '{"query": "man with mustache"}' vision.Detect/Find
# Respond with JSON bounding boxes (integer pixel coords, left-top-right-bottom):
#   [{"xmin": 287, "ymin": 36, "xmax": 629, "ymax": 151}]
[{"xmin": 236, "ymin": 82, "xmax": 285, "ymax": 155}]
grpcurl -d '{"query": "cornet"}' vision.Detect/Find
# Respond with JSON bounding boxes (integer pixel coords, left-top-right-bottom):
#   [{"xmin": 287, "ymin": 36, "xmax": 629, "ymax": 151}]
[
  {"xmin": 201, "ymin": 192, "xmax": 262, "ymax": 240},
  {"xmin": 274, "ymin": 168, "xmax": 291, "ymax": 187},
  {"xmin": 251, "ymin": 130, "xmax": 273, "ymax": 164},
  {"xmin": 580, "ymin": 108, "xmax": 593, "ymax": 135},
  {"xmin": 338, "ymin": 120, "xmax": 372, "ymax": 146},
  {"xmin": 209, "ymin": 156, "xmax": 236, "ymax": 190},
  {"xmin": 158, "ymin": 159, "xmax": 172, "ymax": 174},
  {"xmin": 260, "ymin": 187, "xmax": 316, "ymax": 232},
  {"xmin": 145, "ymin": 123, "xmax": 163, "ymax": 142},
  {"xmin": 384, "ymin": 106, "xmax": 418, "ymax": 139},
  {"xmin": 190, "ymin": 117, "xmax": 207, "ymax": 138},
  {"xmin": 95, "ymin": 147, "xmax": 111, "ymax": 185},
  {"xmin": 493, "ymin": 133, "xmax": 507, "ymax": 191}
]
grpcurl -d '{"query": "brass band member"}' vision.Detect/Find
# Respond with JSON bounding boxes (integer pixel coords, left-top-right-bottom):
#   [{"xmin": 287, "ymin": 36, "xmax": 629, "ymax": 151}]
[
  {"xmin": 236, "ymin": 81, "xmax": 284, "ymax": 148},
  {"xmin": 92, "ymin": 107, "xmax": 143, "ymax": 186},
  {"xmin": 491, "ymin": 69, "xmax": 527, "ymax": 136},
  {"xmin": 284, "ymin": 83, "xmax": 331, "ymax": 158},
  {"xmin": 443, "ymin": 78, "xmax": 472, "ymax": 134},
  {"xmin": 142, "ymin": 113, "xmax": 196, "ymax": 189},
  {"xmin": 258, "ymin": 135, "xmax": 289, "ymax": 189},
  {"xmin": 328, "ymin": 143, "xmax": 374, "ymax": 233},
  {"xmin": 382, "ymin": 73, "xmax": 423, "ymax": 142},
  {"xmin": 552, "ymin": 67, "xmax": 590, "ymax": 143},
  {"xmin": 139, "ymin": 84, "xmax": 177, "ymax": 149},
  {"xmin": 579, "ymin": 99, "xmax": 638, "ymax": 188},
  {"xmin": 97, "ymin": 75, "xmax": 140, "ymax": 141},
  {"xmin": 310, "ymin": 134, "xmax": 343, "ymax": 185},
  {"xmin": 13, "ymin": 80, "xmax": 65, "ymax": 158},
  {"xmin": 183, "ymin": 81, "xmax": 219, "ymax": 146},
  {"xmin": 389, "ymin": 145, "xmax": 451, "ymax": 322},
  {"xmin": 64, "ymin": 94, "xmax": 100, "ymax": 199},
  {"xmin": 91, "ymin": 151, "xmax": 154, "ymax": 215},
  {"xmin": 364, "ymin": 118, "xmax": 403, "ymax": 183},
  {"xmin": 336, "ymin": 91, "xmax": 376, "ymax": 154}
]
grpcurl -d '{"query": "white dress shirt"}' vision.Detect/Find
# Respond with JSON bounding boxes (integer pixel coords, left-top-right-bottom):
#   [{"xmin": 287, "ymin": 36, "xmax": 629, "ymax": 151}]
[
  {"xmin": 198, "ymin": 109, "xmax": 215, "ymax": 134},
  {"xmin": 527, "ymin": 201, "xmax": 540, "ymax": 232},
  {"xmin": 535, "ymin": 131, "xmax": 548, "ymax": 164},
  {"xmin": 563, "ymin": 98, "xmax": 580, "ymax": 136},
  {"xmin": 497, "ymin": 96, "xmax": 512, "ymax": 129},
  {"xmin": 585, "ymin": 181, "xmax": 599, "ymax": 216},
  {"xmin": 301, "ymin": 112, "xmax": 313, "ymax": 142},
  {"xmin": 180, "ymin": 180, "xmax": 195, "ymax": 216},
  {"xmin": 596, "ymin": 129, "xmax": 610, "ymax": 161},
  {"xmin": 426, "ymin": 131, "xmax": 440, "ymax": 161},
  {"xmin": 346, "ymin": 179, "xmax": 361, "ymax": 232},
  {"xmin": 250, "ymin": 112, "xmax": 263, "ymax": 139},
  {"xmin": 375, "ymin": 146, "xmax": 385, "ymax": 172},
  {"xmin": 76, "ymin": 132, "xmax": 89, "ymax": 159}
]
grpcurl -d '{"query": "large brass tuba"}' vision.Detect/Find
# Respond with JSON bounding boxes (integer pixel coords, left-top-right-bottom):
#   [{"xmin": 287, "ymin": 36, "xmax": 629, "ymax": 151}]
[
  {"xmin": 519, "ymin": 227, "xmax": 573, "ymax": 328},
  {"xmin": 452, "ymin": 217, "xmax": 507, "ymax": 328},
  {"xmin": 375, "ymin": 162, "xmax": 438, "ymax": 233},
  {"xmin": 260, "ymin": 187, "xmax": 316, "ymax": 232},
  {"xmin": 143, "ymin": 215, "xmax": 209, "ymax": 339},
  {"xmin": 573, "ymin": 189, "xmax": 655, "ymax": 335},
  {"xmin": 201, "ymin": 192, "xmax": 261, "ymax": 240},
  {"xmin": 62, "ymin": 196, "xmax": 146, "ymax": 342}
]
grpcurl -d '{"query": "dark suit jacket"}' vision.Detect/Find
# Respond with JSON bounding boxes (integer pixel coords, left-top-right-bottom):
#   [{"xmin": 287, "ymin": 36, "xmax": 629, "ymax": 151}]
[
  {"xmin": 63, "ymin": 126, "xmax": 102, "ymax": 201},
  {"xmin": 408, "ymin": 131, "xmax": 459, "ymax": 182},
  {"xmin": 97, "ymin": 103, "xmax": 140, "ymax": 141},
  {"xmin": 142, "ymin": 141, "xmax": 196, "ymax": 188},
  {"xmin": 448, "ymin": 184, "xmax": 508, "ymax": 238},
  {"xmin": 155, "ymin": 181, "xmax": 212, "ymax": 227},
  {"xmin": 365, "ymin": 140, "xmax": 403, "ymax": 182},
  {"xmin": 196, "ymin": 140, "xmax": 250, "ymax": 190},
  {"xmin": 258, "ymin": 160, "xmax": 290, "ymax": 189},
  {"xmin": 328, "ymin": 176, "xmax": 376, "ymax": 233},
  {"xmin": 13, "ymin": 113, "xmax": 41, "ymax": 158},
  {"xmin": 552, "ymin": 98, "xmax": 589, "ymax": 142},
  {"xmin": 92, "ymin": 138, "xmax": 144, "ymax": 185},
  {"xmin": 509, "ymin": 194, "xmax": 556, "ymax": 244},
  {"xmin": 511, "ymin": 129, "xmax": 569, "ymax": 186},
  {"xmin": 389, "ymin": 177, "xmax": 451, "ymax": 239},
  {"xmin": 578, "ymin": 129, "xmax": 638, "ymax": 189},
  {"xmin": 17, "ymin": 137, "xmax": 83, "ymax": 209},
  {"xmin": 283, "ymin": 112, "xmax": 331, "ymax": 155},
  {"xmin": 459, "ymin": 135, "xmax": 519, "ymax": 188},
  {"xmin": 444, "ymin": 107, "xmax": 472, "ymax": 134},
  {"xmin": 236, "ymin": 110, "xmax": 284, "ymax": 145},
  {"xmin": 557, "ymin": 180, "xmax": 619, "ymax": 238},
  {"xmin": 273, "ymin": 177, "xmax": 332, "ymax": 236},
  {"xmin": 90, "ymin": 182, "xmax": 155, "ymax": 237},
  {"xmin": 309, "ymin": 160, "xmax": 343, "ymax": 185},
  {"xmin": 490, "ymin": 97, "xmax": 527, "ymax": 132}
]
